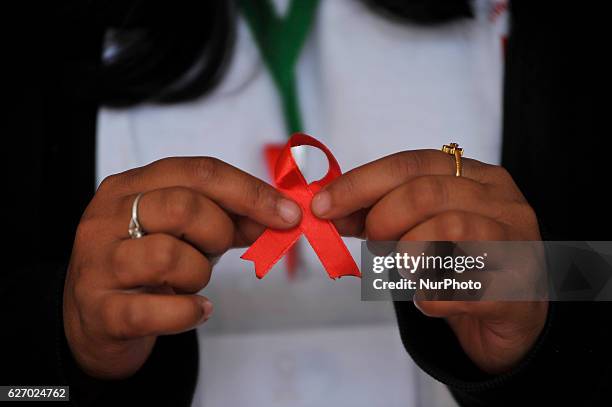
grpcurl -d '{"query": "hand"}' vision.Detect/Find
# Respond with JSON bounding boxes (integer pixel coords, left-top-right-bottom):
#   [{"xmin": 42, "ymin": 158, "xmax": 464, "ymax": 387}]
[
  {"xmin": 311, "ymin": 150, "xmax": 547, "ymax": 374},
  {"xmin": 64, "ymin": 157, "xmax": 301, "ymax": 379}
]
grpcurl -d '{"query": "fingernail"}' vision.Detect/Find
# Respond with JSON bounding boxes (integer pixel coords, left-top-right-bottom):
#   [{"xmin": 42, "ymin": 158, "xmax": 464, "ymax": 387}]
[
  {"xmin": 200, "ymin": 298, "xmax": 214, "ymax": 322},
  {"xmin": 312, "ymin": 191, "xmax": 331, "ymax": 217},
  {"xmin": 277, "ymin": 198, "xmax": 301, "ymax": 224}
]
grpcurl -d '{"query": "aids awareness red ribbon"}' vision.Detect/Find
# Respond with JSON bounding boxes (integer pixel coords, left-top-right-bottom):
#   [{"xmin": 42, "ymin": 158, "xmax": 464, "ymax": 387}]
[{"xmin": 242, "ymin": 133, "xmax": 361, "ymax": 279}]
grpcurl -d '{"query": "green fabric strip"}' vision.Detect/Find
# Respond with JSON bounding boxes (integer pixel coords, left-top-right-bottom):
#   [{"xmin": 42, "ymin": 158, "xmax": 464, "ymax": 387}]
[{"xmin": 240, "ymin": 0, "xmax": 321, "ymax": 134}]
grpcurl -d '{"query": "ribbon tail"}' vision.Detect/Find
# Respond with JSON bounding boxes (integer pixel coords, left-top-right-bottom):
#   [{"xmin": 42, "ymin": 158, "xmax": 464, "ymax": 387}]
[
  {"xmin": 241, "ymin": 228, "xmax": 302, "ymax": 279},
  {"xmin": 304, "ymin": 222, "xmax": 361, "ymax": 279},
  {"xmin": 286, "ymin": 244, "xmax": 299, "ymax": 279}
]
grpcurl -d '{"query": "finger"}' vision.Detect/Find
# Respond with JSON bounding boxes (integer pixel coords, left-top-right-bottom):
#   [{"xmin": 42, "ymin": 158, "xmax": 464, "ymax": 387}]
[
  {"xmin": 120, "ymin": 187, "xmax": 234, "ymax": 254},
  {"xmin": 231, "ymin": 217, "xmax": 268, "ymax": 247},
  {"xmin": 402, "ymin": 213, "xmax": 507, "ymax": 319},
  {"xmin": 399, "ymin": 210, "xmax": 508, "ymax": 242},
  {"xmin": 111, "ymin": 234, "xmax": 211, "ymax": 293},
  {"xmin": 365, "ymin": 176, "xmax": 503, "ymax": 241},
  {"xmin": 312, "ymin": 149, "xmax": 489, "ymax": 220},
  {"xmin": 332, "ymin": 209, "xmax": 367, "ymax": 238},
  {"xmin": 400, "ymin": 211, "xmax": 505, "ymax": 302},
  {"xmin": 102, "ymin": 157, "xmax": 301, "ymax": 229},
  {"xmin": 101, "ymin": 292, "xmax": 213, "ymax": 339}
]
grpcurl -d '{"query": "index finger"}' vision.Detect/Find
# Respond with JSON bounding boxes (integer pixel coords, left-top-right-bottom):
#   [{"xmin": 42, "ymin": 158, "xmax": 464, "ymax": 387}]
[
  {"xmin": 100, "ymin": 157, "xmax": 302, "ymax": 230},
  {"xmin": 311, "ymin": 149, "xmax": 488, "ymax": 220}
]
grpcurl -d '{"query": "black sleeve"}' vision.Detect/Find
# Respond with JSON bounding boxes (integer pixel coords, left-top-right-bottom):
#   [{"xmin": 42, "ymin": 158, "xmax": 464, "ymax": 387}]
[
  {"xmin": 2, "ymin": 4, "xmax": 199, "ymax": 405},
  {"xmin": 393, "ymin": 2, "xmax": 611, "ymax": 405}
]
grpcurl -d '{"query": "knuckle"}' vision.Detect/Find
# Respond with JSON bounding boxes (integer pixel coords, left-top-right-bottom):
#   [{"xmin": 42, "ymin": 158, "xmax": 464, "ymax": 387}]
[
  {"xmin": 152, "ymin": 156, "xmax": 180, "ymax": 169},
  {"xmin": 202, "ymin": 212, "xmax": 234, "ymax": 255},
  {"xmin": 122, "ymin": 301, "xmax": 147, "ymax": 338},
  {"xmin": 163, "ymin": 188, "xmax": 198, "ymax": 226},
  {"xmin": 178, "ymin": 254, "xmax": 211, "ymax": 291},
  {"xmin": 110, "ymin": 246, "xmax": 136, "ymax": 285},
  {"xmin": 487, "ymin": 165, "xmax": 512, "ymax": 183},
  {"xmin": 245, "ymin": 179, "xmax": 276, "ymax": 213},
  {"xmin": 98, "ymin": 170, "xmax": 141, "ymax": 195},
  {"xmin": 148, "ymin": 235, "xmax": 179, "ymax": 270},
  {"xmin": 410, "ymin": 177, "xmax": 446, "ymax": 212},
  {"xmin": 190, "ymin": 157, "xmax": 220, "ymax": 184},
  {"xmin": 336, "ymin": 172, "xmax": 359, "ymax": 198},
  {"xmin": 110, "ymin": 241, "xmax": 129, "ymax": 266},
  {"xmin": 391, "ymin": 151, "xmax": 425, "ymax": 178},
  {"xmin": 97, "ymin": 173, "xmax": 121, "ymax": 193},
  {"xmin": 438, "ymin": 211, "xmax": 469, "ymax": 241}
]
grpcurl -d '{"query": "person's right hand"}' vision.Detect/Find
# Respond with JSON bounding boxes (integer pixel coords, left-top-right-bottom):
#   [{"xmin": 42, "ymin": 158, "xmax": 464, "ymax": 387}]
[{"xmin": 63, "ymin": 157, "xmax": 302, "ymax": 379}]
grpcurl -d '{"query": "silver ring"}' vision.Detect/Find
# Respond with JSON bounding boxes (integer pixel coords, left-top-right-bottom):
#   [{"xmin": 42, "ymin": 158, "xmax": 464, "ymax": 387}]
[{"xmin": 128, "ymin": 193, "xmax": 146, "ymax": 239}]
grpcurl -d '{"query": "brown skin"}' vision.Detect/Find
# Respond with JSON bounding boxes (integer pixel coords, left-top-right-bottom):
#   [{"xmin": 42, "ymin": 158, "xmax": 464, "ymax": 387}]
[
  {"xmin": 65, "ymin": 150, "xmax": 546, "ymax": 379},
  {"xmin": 311, "ymin": 150, "xmax": 548, "ymax": 374},
  {"xmin": 63, "ymin": 157, "xmax": 302, "ymax": 379}
]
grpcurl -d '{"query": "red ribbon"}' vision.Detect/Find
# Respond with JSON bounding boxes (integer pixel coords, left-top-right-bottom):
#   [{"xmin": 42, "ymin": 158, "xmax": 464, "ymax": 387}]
[
  {"xmin": 242, "ymin": 133, "xmax": 361, "ymax": 280},
  {"xmin": 264, "ymin": 143, "xmax": 299, "ymax": 278}
]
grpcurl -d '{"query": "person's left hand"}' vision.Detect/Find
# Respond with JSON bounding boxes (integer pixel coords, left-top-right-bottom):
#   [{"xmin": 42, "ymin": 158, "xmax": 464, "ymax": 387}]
[{"xmin": 310, "ymin": 149, "xmax": 548, "ymax": 374}]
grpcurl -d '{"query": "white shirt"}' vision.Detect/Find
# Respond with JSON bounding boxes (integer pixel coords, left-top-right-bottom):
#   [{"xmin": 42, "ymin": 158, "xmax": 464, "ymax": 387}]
[{"xmin": 97, "ymin": 1, "xmax": 507, "ymax": 406}]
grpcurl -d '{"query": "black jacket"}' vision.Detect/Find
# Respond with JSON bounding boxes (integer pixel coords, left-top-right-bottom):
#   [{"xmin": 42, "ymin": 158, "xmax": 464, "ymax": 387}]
[{"xmin": 2, "ymin": 2, "xmax": 610, "ymax": 406}]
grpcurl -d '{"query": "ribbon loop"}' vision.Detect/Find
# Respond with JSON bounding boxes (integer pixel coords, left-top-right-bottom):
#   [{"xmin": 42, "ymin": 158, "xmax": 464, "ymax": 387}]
[{"xmin": 242, "ymin": 134, "xmax": 361, "ymax": 280}]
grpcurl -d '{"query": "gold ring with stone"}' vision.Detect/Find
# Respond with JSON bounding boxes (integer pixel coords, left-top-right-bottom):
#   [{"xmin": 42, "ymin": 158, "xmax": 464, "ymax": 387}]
[{"xmin": 441, "ymin": 143, "xmax": 463, "ymax": 177}]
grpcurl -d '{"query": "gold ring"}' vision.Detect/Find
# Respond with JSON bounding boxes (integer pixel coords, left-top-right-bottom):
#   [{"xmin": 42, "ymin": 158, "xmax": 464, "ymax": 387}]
[{"xmin": 441, "ymin": 143, "xmax": 463, "ymax": 177}]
